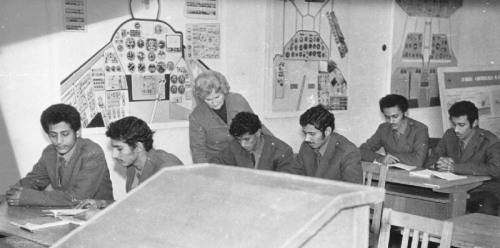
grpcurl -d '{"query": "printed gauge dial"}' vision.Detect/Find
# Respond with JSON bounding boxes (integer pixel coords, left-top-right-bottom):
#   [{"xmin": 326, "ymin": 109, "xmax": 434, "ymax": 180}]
[
  {"xmin": 157, "ymin": 62, "xmax": 166, "ymax": 73},
  {"xmin": 125, "ymin": 38, "xmax": 135, "ymax": 49},
  {"xmin": 170, "ymin": 85, "xmax": 178, "ymax": 94},
  {"xmin": 137, "ymin": 39, "xmax": 145, "ymax": 49},
  {"xmin": 127, "ymin": 51, "xmax": 135, "ymax": 61},
  {"xmin": 171, "ymin": 74, "xmax": 178, "ymax": 83},
  {"xmin": 128, "ymin": 63, "xmax": 135, "ymax": 73},
  {"xmin": 138, "ymin": 63, "xmax": 146, "ymax": 73},
  {"xmin": 137, "ymin": 52, "xmax": 145, "ymax": 61}
]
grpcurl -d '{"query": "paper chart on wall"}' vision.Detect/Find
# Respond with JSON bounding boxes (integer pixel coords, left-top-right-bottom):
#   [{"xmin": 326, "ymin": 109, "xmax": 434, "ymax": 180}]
[
  {"xmin": 185, "ymin": 23, "xmax": 220, "ymax": 59},
  {"xmin": 437, "ymin": 66, "xmax": 500, "ymax": 138},
  {"xmin": 63, "ymin": 0, "xmax": 87, "ymax": 32},
  {"xmin": 184, "ymin": 0, "xmax": 218, "ymax": 20}
]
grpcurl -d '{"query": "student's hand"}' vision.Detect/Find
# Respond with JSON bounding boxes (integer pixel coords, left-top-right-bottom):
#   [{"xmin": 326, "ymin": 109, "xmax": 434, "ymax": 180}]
[
  {"xmin": 435, "ymin": 157, "xmax": 455, "ymax": 172},
  {"xmin": 74, "ymin": 209, "xmax": 101, "ymax": 221},
  {"xmin": 6, "ymin": 185, "xmax": 23, "ymax": 206},
  {"xmin": 75, "ymin": 199, "xmax": 106, "ymax": 209},
  {"xmin": 377, "ymin": 154, "xmax": 400, "ymax": 164}
]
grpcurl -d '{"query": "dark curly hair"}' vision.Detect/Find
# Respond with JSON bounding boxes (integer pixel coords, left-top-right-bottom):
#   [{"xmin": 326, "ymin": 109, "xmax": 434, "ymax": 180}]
[
  {"xmin": 299, "ymin": 104, "xmax": 335, "ymax": 133},
  {"xmin": 448, "ymin": 101, "xmax": 478, "ymax": 126},
  {"xmin": 229, "ymin": 112, "xmax": 261, "ymax": 137},
  {"xmin": 379, "ymin": 94, "xmax": 409, "ymax": 113},
  {"xmin": 40, "ymin": 104, "xmax": 81, "ymax": 134},
  {"xmin": 106, "ymin": 116, "xmax": 155, "ymax": 151}
]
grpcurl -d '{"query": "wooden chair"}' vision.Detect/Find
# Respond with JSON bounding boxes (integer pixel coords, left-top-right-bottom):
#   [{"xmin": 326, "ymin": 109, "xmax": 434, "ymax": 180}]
[
  {"xmin": 362, "ymin": 162, "xmax": 389, "ymax": 246},
  {"xmin": 377, "ymin": 208, "xmax": 454, "ymax": 248}
]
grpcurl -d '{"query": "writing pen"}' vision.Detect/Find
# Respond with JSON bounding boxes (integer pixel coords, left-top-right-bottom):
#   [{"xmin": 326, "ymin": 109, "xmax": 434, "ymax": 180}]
[
  {"xmin": 10, "ymin": 222, "xmax": 34, "ymax": 233},
  {"xmin": 20, "ymin": 226, "xmax": 34, "ymax": 233}
]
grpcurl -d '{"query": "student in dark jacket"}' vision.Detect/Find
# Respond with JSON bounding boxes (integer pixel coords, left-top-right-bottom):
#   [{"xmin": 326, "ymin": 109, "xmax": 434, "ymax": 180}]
[
  {"xmin": 425, "ymin": 101, "xmax": 500, "ymax": 216},
  {"xmin": 76, "ymin": 116, "xmax": 183, "ymax": 211},
  {"xmin": 210, "ymin": 112, "xmax": 293, "ymax": 172},
  {"xmin": 6, "ymin": 104, "xmax": 114, "ymax": 207},
  {"xmin": 290, "ymin": 104, "xmax": 363, "ymax": 184},
  {"xmin": 360, "ymin": 94, "xmax": 429, "ymax": 167}
]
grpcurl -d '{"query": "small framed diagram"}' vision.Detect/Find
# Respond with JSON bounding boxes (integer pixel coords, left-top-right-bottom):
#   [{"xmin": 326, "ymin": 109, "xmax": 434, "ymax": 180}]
[{"xmin": 63, "ymin": 0, "xmax": 87, "ymax": 32}]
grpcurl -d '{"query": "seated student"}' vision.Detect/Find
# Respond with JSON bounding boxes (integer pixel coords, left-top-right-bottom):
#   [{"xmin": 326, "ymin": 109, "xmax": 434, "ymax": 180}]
[
  {"xmin": 424, "ymin": 101, "xmax": 500, "ymax": 216},
  {"xmin": 76, "ymin": 116, "xmax": 183, "ymax": 210},
  {"xmin": 292, "ymin": 104, "xmax": 363, "ymax": 184},
  {"xmin": 209, "ymin": 112, "xmax": 293, "ymax": 171},
  {"xmin": 360, "ymin": 94, "xmax": 429, "ymax": 167},
  {"xmin": 5, "ymin": 104, "xmax": 113, "ymax": 206}
]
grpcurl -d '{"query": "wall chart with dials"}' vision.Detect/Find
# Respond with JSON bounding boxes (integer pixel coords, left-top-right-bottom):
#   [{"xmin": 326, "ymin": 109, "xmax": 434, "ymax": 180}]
[
  {"xmin": 268, "ymin": 0, "xmax": 349, "ymax": 117},
  {"xmin": 60, "ymin": 4, "xmax": 208, "ymax": 128}
]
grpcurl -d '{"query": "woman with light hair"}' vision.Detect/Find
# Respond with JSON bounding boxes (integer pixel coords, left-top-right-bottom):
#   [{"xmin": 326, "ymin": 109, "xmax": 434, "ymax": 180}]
[{"xmin": 189, "ymin": 70, "xmax": 273, "ymax": 163}]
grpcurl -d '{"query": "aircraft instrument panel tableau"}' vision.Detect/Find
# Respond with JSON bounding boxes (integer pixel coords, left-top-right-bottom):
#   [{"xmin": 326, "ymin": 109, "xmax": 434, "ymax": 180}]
[
  {"xmin": 390, "ymin": 0, "xmax": 462, "ymax": 108},
  {"xmin": 60, "ymin": 2, "xmax": 208, "ymax": 128},
  {"xmin": 269, "ymin": 0, "xmax": 349, "ymax": 115}
]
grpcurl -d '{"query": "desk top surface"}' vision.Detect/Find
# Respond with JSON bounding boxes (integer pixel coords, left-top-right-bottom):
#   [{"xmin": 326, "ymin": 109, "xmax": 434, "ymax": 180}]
[
  {"xmin": 449, "ymin": 213, "xmax": 500, "ymax": 248},
  {"xmin": 365, "ymin": 162, "xmax": 491, "ymax": 192},
  {"xmin": 0, "ymin": 195, "xmax": 77, "ymax": 247}
]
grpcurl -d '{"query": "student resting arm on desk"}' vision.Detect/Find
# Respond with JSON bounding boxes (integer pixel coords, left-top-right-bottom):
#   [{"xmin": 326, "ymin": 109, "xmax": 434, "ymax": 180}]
[
  {"xmin": 5, "ymin": 104, "xmax": 114, "ymax": 207},
  {"xmin": 424, "ymin": 101, "xmax": 500, "ymax": 216},
  {"xmin": 75, "ymin": 116, "xmax": 183, "ymax": 219},
  {"xmin": 359, "ymin": 94, "xmax": 429, "ymax": 167},
  {"xmin": 209, "ymin": 112, "xmax": 294, "ymax": 172}
]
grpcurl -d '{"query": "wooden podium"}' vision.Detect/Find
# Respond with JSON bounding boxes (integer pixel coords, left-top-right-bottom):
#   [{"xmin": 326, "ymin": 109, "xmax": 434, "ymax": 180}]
[{"xmin": 53, "ymin": 164, "xmax": 384, "ymax": 248}]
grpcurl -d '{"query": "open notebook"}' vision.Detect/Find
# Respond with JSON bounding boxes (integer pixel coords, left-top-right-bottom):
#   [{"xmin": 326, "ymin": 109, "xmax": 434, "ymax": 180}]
[
  {"xmin": 410, "ymin": 169, "xmax": 467, "ymax": 180},
  {"xmin": 10, "ymin": 209, "xmax": 88, "ymax": 231}
]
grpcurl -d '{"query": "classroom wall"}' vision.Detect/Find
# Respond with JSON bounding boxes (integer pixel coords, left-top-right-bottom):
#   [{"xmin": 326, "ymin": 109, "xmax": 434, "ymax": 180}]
[{"xmin": 1, "ymin": 0, "xmax": 499, "ymax": 199}]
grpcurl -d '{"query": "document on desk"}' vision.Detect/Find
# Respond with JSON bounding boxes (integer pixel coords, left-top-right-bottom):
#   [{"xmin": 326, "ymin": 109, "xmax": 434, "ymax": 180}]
[
  {"xmin": 10, "ymin": 216, "xmax": 71, "ymax": 232},
  {"xmin": 410, "ymin": 169, "xmax": 467, "ymax": 180},
  {"xmin": 42, "ymin": 209, "xmax": 87, "ymax": 217},
  {"xmin": 387, "ymin": 163, "xmax": 416, "ymax": 171}
]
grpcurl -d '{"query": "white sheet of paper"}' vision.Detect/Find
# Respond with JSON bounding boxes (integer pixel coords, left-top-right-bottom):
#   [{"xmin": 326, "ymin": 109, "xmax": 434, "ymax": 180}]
[
  {"xmin": 42, "ymin": 209, "xmax": 88, "ymax": 216},
  {"xmin": 388, "ymin": 163, "xmax": 416, "ymax": 171},
  {"xmin": 410, "ymin": 169, "xmax": 467, "ymax": 180}
]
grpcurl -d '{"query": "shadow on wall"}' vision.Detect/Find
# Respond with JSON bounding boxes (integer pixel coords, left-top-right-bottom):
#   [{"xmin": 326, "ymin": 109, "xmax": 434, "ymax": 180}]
[{"xmin": 0, "ymin": 105, "xmax": 21, "ymax": 193}]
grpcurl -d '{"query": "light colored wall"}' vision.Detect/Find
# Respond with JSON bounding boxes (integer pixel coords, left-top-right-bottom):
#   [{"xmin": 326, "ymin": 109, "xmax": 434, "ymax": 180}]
[{"xmin": 1, "ymin": 0, "xmax": 499, "ymax": 199}]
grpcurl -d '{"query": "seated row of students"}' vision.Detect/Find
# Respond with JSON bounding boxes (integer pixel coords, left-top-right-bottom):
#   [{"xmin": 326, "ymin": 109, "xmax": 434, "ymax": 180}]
[
  {"xmin": 5, "ymin": 104, "xmax": 183, "ymax": 210},
  {"xmin": 5, "ymin": 70, "xmax": 500, "ymax": 217},
  {"xmin": 188, "ymin": 70, "xmax": 499, "ymax": 216}
]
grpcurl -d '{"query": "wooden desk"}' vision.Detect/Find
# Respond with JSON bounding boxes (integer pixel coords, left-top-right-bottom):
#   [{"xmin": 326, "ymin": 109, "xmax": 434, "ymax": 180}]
[
  {"xmin": 364, "ymin": 162, "xmax": 491, "ymax": 220},
  {"xmin": 449, "ymin": 213, "xmax": 500, "ymax": 248},
  {"xmin": 0, "ymin": 195, "xmax": 78, "ymax": 247}
]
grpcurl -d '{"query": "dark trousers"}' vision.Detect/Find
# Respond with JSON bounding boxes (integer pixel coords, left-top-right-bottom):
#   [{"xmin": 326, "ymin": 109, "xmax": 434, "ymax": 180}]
[{"xmin": 466, "ymin": 189, "xmax": 500, "ymax": 216}]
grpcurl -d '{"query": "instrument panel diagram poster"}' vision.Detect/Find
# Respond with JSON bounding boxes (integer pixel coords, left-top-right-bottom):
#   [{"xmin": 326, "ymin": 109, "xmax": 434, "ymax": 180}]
[
  {"xmin": 266, "ymin": 0, "xmax": 348, "ymax": 118},
  {"xmin": 184, "ymin": 0, "xmax": 218, "ymax": 20},
  {"xmin": 185, "ymin": 23, "xmax": 220, "ymax": 59},
  {"xmin": 63, "ymin": 0, "xmax": 87, "ymax": 32},
  {"xmin": 438, "ymin": 66, "xmax": 500, "ymax": 138}
]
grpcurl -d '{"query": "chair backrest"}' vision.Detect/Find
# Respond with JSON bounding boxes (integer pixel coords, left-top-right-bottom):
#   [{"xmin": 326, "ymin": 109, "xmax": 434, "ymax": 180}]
[
  {"xmin": 377, "ymin": 208, "xmax": 454, "ymax": 248},
  {"xmin": 362, "ymin": 162, "xmax": 389, "ymax": 239}
]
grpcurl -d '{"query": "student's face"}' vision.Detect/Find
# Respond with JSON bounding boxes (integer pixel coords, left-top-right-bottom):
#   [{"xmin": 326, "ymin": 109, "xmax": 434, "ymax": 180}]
[
  {"xmin": 236, "ymin": 130, "xmax": 261, "ymax": 152},
  {"xmin": 111, "ymin": 139, "xmax": 139, "ymax": 167},
  {"xmin": 383, "ymin": 106, "xmax": 405, "ymax": 130},
  {"xmin": 204, "ymin": 89, "xmax": 225, "ymax": 110},
  {"xmin": 451, "ymin": 115, "xmax": 477, "ymax": 141},
  {"xmin": 48, "ymin": 122, "xmax": 80, "ymax": 156},
  {"xmin": 302, "ymin": 124, "xmax": 331, "ymax": 150}
]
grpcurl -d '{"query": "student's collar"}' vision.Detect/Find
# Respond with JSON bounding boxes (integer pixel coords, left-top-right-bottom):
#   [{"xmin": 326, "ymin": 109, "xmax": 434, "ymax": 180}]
[
  {"xmin": 252, "ymin": 135, "xmax": 265, "ymax": 154},
  {"xmin": 58, "ymin": 138, "xmax": 78, "ymax": 162},
  {"xmin": 462, "ymin": 128, "xmax": 476, "ymax": 147},
  {"xmin": 395, "ymin": 118, "xmax": 408, "ymax": 135},
  {"xmin": 317, "ymin": 134, "xmax": 331, "ymax": 157}
]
